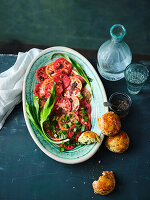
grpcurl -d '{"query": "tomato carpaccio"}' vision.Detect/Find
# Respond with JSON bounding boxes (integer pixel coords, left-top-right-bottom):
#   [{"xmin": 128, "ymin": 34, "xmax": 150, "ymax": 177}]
[{"xmin": 34, "ymin": 58, "xmax": 92, "ymax": 151}]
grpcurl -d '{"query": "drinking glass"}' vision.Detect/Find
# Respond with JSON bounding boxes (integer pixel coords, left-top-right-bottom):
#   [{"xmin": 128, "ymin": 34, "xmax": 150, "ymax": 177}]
[{"xmin": 124, "ymin": 63, "xmax": 149, "ymax": 94}]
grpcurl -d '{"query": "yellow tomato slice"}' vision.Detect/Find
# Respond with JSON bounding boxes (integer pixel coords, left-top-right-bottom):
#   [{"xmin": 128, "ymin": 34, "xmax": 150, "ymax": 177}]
[
  {"xmin": 58, "ymin": 112, "xmax": 79, "ymax": 130},
  {"xmin": 70, "ymin": 76, "xmax": 82, "ymax": 90},
  {"xmin": 46, "ymin": 62, "xmax": 55, "ymax": 78}
]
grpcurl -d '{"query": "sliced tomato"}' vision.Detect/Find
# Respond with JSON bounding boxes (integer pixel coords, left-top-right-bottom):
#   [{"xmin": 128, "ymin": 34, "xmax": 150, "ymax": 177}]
[
  {"xmin": 71, "ymin": 96, "xmax": 80, "ymax": 112},
  {"xmin": 53, "ymin": 73, "xmax": 63, "ymax": 84},
  {"xmin": 81, "ymin": 88, "xmax": 91, "ymax": 103},
  {"xmin": 59, "ymin": 144, "xmax": 75, "ymax": 150},
  {"xmin": 36, "ymin": 66, "xmax": 49, "ymax": 82},
  {"xmin": 75, "ymin": 131, "xmax": 82, "ymax": 142},
  {"xmin": 34, "ymin": 81, "xmax": 45, "ymax": 98},
  {"xmin": 42, "ymin": 79, "xmax": 52, "ymax": 90},
  {"xmin": 71, "ymin": 69, "xmax": 85, "ymax": 83},
  {"xmin": 64, "ymin": 87, "xmax": 80, "ymax": 98},
  {"xmin": 70, "ymin": 76, "xmax": 82, "ymax": 90},
  {"xmin": 39, "ymin": 95, "xmax": 47, "ymax": 111},
  {"xmin": 54, "ymin": 97, "xmax": 71, "ymax": 115},
  {"xmin": 46, "ymin": 83, "xmax": 63, "ymax": 98},
  {"xmin": 68, "ymin": 124, "xmax": 76, "ymax": 138},
  {"xmin": 46, "ymin": 62, "xmax": 55, "ymax": 78},
  {"xmin": 62, "ymin": 75, "xmax": 71, "ymax": 89},
  {"xmin": 34, "ymin": 82, "xmax": 42, "ymax": 96},
  {"xmin": 80, "ymin": 101, "xmax": 91, "ymax": 114},
  {"xmin": 58, "ymin": 112, "xmax": 79, "ymax": 130},
  {"xmin": 54, "ymin": 58, "xmax": 72, "ymax": 75}
]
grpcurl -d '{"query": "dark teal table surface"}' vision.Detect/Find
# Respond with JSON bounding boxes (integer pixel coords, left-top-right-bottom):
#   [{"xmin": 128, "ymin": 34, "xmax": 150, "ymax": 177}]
[{"xmin": 0, "ymin": 54, "xmax": 150, "ymax": 200}]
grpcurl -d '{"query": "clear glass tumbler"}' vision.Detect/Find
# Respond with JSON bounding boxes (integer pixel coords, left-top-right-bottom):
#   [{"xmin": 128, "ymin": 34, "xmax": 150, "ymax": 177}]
[{"xmin": 124, "ymin": 63, "xmax": 149, "ymax": 94}]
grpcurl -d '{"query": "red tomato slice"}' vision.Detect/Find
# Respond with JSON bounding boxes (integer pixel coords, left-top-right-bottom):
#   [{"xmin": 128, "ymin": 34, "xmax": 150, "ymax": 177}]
[
  {"xmin": 62, "ymin": 75, "xmax": 71, "ymax": 89},
  {"xmin": 59, "ymin": 144, "xmax": 75, "ymax": 150},
  {"xmin": 53, "ymin": 73, "xmax": 63, "ymax": 84},
  {"xmin": 36, "ymin": 66, "xmax": 49, "ymax": 82},
  {"xmin": 75, "ymin": 131, "xmax": 82, "ymax": 142},
  {"xmin": 71, "ymin": 96, "xmax": 80, "ymax": 112},
  {"xmin": 81, "ymin": 88, "xmax": 91, "ymax": 103},
  {"xmin": 34, "ymin": 82, "xmax": 42, "ymax": 96},
  {"xmin": 34, "ymin": 81, "xmax": 46, "ymax": 98},
  {"xmin": 68, "ymin": 124, "xmax": 76, "ymax": 138},
  {"xmin": 80, "ymin": 101, "xmax": 91, "ymax": 114},
  {"xmin": 45, "ymin": 81, "xmax": 63, "ymax": 98},
  {"xmin": 54, "ymin": 97, "xmax": 71, "ymax": 114},
  {"xmin": 54, "ymin": 58, "xmax": 72, "ymax": 75}
]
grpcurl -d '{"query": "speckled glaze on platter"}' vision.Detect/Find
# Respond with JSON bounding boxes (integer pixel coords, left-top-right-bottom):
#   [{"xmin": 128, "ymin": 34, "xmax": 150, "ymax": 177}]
[{"xmin": 22, "ymin": 46, "xmax": 108, "ymax": 164}]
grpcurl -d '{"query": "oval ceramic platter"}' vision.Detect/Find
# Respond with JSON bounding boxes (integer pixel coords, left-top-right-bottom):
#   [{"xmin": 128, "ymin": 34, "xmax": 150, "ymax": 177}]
[{"xmin": 23, "ymin": 46, "xmax": 108, "ymax": 164}]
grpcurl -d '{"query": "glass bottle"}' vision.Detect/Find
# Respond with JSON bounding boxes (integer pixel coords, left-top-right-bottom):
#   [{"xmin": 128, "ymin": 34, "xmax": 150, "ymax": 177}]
[{"xmin": 97, "ymin": 24, "xmax": 132, "ymax": 81}]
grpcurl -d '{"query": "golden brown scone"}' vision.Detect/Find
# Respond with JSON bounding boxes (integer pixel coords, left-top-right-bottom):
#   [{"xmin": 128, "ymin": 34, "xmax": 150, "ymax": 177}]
[
  {"xmin": 105, "ymin": 130, "xmax": 129, "ymax": 153},
  {"xmin": 98, "ymin": 112, "xmax": 121, "ymax": 136},
  {"xmin": 78, "ymin": 131, "xmax": 101, "ymax": 144},
  {"xmin": 92, "ymin": 171, "xmax": 115, "ymax": 195}
]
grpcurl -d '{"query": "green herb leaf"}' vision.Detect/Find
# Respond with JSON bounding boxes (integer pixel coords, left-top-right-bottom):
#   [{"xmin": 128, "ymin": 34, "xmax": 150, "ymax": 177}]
[
  {"xmin": 68, "ymin": 121, "xmax": 73, "ymax": 127},
  {"xmin": 57, "ymin": 130, "xmax": 67, "ymax": 140},
  {"xmin": 73, "ymin": 128, "xmax": 77, "ymax": 132},
  {"xmin": 77, "ymin": 92, "xmax": 83, "ymax": 100},
  {"xmin": 74, "ymin": 119, "xmax": 79, "ymax": 124},
  {"xmin": 64, "ymin": 124, "xmax": 69, "ymax": 129},
  {"xmin": 40, "ymin": 82, "xmax": 56, "ymax": 130},
  {"xmin": 81, "ymin": 108, "xmax": 86, "ymax": 116},
  {"xmin": 70, "ymin": 58, "xmax": 93, "ymax": 95},
  {"xmin": 26, "ymin": 101, "xmax": 41, "ymax": 133},
  {"xmin": 84, "ymin": 115, "xmax": 89, "ymax": 122},
  {"xmin": 33, "ymin": 95, "xmax": 39, "ymax": 122},
  {"xmin": 81, "ymin": 124, "xmax": 85, "ymax": 132}
]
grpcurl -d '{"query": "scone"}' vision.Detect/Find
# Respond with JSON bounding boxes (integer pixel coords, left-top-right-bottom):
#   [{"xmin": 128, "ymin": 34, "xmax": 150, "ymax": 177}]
[
  {"xmin": 92, "ymin": 171, "xmax": 115, "ymax": 195},
  {"xmin": 78, "ymin": 131, "xmax": 101, "ymax": 144},
  {"xmin": 98, "ymin": 112, "xmax": 121, "ymax": 136},
  {"xmin": 105, "ymin": 130, "xmax": 129, "ymax": 153}
]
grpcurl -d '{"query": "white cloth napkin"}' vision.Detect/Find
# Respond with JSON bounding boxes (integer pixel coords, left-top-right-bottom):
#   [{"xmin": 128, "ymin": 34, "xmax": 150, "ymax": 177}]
[{"xmin": 0, "ymin": 48, "xmax": 42, "ymax": 130}]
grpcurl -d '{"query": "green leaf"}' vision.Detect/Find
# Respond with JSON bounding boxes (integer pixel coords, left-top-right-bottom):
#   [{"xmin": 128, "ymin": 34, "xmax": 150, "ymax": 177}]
[
  {"xmin": 84, "ymin": 115, "xmax": 89, "ymax": 122},
  {"xmin": 51, "ymin": 53, "xmax": 71, "ymax": 63},
  {"xmin": 81, "ymin": 124, "xmax": 85, "ymax": 132},
  {"xmin": 25, "ymin": 101, "xmax": 41, "ymax": 133},
  {"xmin": 40, "ymin": 82, "xmax": 56, "ymax": 128},
  {"xmin": 26, "ymin": 101, "xmax": 69, "ymax": 144},
  {"xmin": 70, "ymin": 58, "xmax": 93, "ymax": 95},
  {"xmin": 77, "ymin": 92, "xmax": 83, "ymax": 100},
  {"xmin": 33, "ymin": 95, "xmax": 39, "ymax": 122}
]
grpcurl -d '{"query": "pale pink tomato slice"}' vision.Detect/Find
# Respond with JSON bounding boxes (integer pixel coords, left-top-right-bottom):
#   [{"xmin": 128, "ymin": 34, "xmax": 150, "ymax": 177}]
[
  {"xmin": 71, "ymin": 96, "xmax": 80, "ymax": 112},
  {"xmin": 64, "ymin": 87, "xmax": 80, "ymax": 98}
]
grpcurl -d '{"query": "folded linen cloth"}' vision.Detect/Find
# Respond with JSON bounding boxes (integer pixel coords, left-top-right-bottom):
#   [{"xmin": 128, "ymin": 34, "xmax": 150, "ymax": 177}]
[{"xmin": 0, "ymin": 48, "xmax": 42, "ymax": 130}]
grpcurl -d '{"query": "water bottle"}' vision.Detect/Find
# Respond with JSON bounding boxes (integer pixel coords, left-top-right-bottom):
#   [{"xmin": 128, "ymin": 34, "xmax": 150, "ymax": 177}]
[{"xmin": 97, "ymin": 24, "xmax": 132, "ymax": 81}]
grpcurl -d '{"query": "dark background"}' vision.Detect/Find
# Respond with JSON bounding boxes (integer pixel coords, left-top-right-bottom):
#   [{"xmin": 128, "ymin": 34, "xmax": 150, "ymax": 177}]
[{"xmin": 0, "ymin": 0, "xmax": 150, "ymax": 54}]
